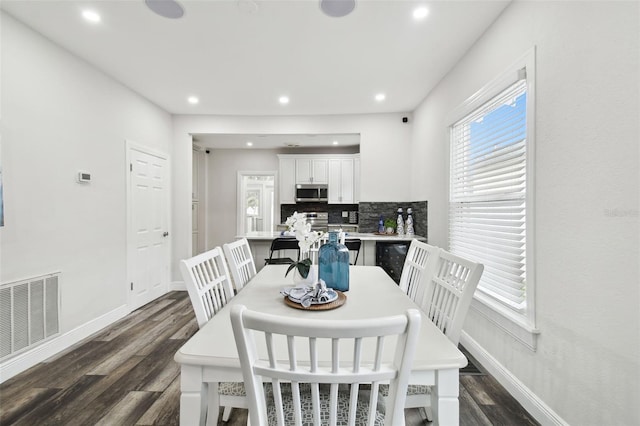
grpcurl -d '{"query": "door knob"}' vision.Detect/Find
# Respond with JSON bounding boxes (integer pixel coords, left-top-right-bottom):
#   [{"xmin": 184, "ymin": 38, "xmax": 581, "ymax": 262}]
[{"xmin": 163, "ymin": 231, "xmax": 169, "ymax": 237}]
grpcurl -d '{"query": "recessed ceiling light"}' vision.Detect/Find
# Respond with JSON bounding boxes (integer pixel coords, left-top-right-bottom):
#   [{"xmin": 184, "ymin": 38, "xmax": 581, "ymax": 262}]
[
  {"xmin": 145, "ymin": 0, "xmax": 185, "ymax": 19},
  {"xmin": 332, "ymin": 141, "xmax": 339, "ymax": 145},
  {"xmin": 246, "ymin": 141, "xmax": 253, "ymax": 147},
  {"xmin": 413, "ymin": 6, "xmax": 429, "ymax": 20},
  {"xmin": 187, "ymin": 96, "xmax": 199, "ymax": 104},
  {"xmin": 279, "ymin": 96, "xmax": 290, "ymax": 105},
  {"xmin": 375, "ymin": 93, "xmax": 386, "ymax": 102},
  {"xmin": 320, "ymin": 0, "xmax": 356, "ymax": 18},
  {"xmin": 82, "ymin": 10, "xmax": 101, "ymax": 23},
  {"xmin": 237, "ymin": 0, "xmax": 260, "ymax": 14}
]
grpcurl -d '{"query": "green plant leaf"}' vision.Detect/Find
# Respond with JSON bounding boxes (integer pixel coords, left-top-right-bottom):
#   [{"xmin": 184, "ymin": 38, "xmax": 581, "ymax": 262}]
[
  {"xmin": 285, "ymin": 263, "xmax": 298, "ymax": 277},
  {"xmin": 284, "ymin": 258, "xmax": 313, "ymax": 278},
  {"xmin": 297, "ymin": 258, "xmax": 312, "ymax": 278}
]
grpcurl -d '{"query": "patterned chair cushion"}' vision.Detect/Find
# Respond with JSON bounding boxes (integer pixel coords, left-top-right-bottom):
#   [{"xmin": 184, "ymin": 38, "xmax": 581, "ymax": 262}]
[
  {"xmin": 379, "ymin": 383, "xmax": 431, "ymax": 397},
  {"xmin": 219, "ymin": 381, "xmax": 246, "ymax": 396},
  {"xmin": 265, "ymin": 383, "xmax": 386, "ymax": 426}
]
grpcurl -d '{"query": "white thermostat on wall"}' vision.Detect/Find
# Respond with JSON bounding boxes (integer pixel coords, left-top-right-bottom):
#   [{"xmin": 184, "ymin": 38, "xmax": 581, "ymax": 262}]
[{"xmin": 77, "ymin": 171, "xmax": 91, "ymax": 183}]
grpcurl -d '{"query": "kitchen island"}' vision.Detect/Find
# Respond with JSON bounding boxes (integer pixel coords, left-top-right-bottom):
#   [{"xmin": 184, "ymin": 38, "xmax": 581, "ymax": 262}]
[{"xmin": 239, "ymin": 231, "xmax": 427, "ymax": 273}]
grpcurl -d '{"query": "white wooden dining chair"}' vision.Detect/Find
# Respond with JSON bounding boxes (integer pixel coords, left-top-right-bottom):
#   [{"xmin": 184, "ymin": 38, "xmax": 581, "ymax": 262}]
[
  {"xmin": 398, "ymin": 240, "xmax": 441, "ymax": 305},
  {"xmin": 223, "ymin": 238, "xmax": 257, "ymax": 291},
  {"xmin": 308, "ymin": 233, "xmax": 327, "ymax": 265},
  {"xmin": 230, "ymin": 304, "xmax": 422, "ymax": 426},
  {"xmin": 179, "ymin": 247, "xmax": 248, "ymax": 425},
  {"xmin": 421, "ymin": 249, "xmax": 483, "ymax": 344},
  {"xmin": 396, "ymin": 248, "xmax": 484, "ymax": 419}
]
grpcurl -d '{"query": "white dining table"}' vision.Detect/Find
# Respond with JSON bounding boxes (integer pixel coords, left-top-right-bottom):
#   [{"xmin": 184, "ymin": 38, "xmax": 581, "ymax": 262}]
[{"xmin": 174, "ymin": 265, "xmax": 467, "ymax": 425}]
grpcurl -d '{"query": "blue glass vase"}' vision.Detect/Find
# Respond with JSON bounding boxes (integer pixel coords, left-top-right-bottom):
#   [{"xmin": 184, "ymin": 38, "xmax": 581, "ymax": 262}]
[{"xmin": 318, "ymin": 231, "xmax": 350, "ymax": 292}]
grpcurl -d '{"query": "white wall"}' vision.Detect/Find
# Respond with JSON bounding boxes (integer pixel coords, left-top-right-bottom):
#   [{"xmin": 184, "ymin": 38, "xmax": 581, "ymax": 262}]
[
  {"xmin": 171, "ymin": 114, "xmax": 412, "ymax": 281},
  {"xmin": 410, "ymin": 2, "xmax": 639, "ymax": 424},
  {"xmin": 0, "ymin": 13, "xmax": 172, "ymax": 337},
  {"xmin": 206, "ymin": 149, "xmax": 280, "ymax": 249}
]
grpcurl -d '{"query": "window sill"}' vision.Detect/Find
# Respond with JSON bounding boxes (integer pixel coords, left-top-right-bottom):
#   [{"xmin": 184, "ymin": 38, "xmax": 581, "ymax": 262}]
[{"xmin": 470, "ymin": 293, "xmax": 540, "ymax": 351}]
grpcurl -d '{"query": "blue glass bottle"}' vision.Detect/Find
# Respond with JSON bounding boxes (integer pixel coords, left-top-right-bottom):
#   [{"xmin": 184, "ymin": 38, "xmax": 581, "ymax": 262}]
[{"xmin": 318, "ymin": 231, "xmax": 350, "ymax": 292}]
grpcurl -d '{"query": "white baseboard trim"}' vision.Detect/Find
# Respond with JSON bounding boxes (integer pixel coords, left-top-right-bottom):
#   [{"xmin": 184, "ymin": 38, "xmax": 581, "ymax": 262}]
[
  {"xmin": 460, "ymin": 332, "xmax": 568, "ymax": 426},
  {"xmin": 169, "ymin": 280, "xmax": 186, "ymax": 291},
  {"xmin": 0, "ymin": 304, "xmax": 129, "ymax": 384}
]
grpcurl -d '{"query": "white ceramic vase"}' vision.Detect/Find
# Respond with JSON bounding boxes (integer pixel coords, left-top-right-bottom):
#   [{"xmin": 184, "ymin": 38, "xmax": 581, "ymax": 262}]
[{"xmin": 293, "ymin": 264, "xmax": 318, "ymax": 287}]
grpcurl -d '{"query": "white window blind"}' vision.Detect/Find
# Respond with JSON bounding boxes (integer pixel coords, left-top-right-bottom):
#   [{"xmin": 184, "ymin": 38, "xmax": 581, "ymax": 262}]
[{"xmin": 450, "ymin": 78, "xmax": 527, "ymax": 311}]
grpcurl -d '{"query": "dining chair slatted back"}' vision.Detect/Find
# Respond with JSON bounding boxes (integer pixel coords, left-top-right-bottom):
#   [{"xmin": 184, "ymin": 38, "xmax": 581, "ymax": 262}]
[
  {"xmin": 180, "ymin": 248, "xmax": 248, "ymax": 424},
  {"xmin": 422, "ymin": 249, "xmax": 484, "ymax": 344},
  {"xmin": 179, "ymin": 247, "xmax": 235, "ymax": 329},
  {"xmin": 308, "ymin": 233, "xmax": 328, "ymax": 264},
  {"xmin": 398, "ymin": 240, "xmax": 440, "ymax": 305},
  {"xmin": 265, "ymin": 237, "xmax": 300, "ymax": 265},
  {"xmin": 231, "ymin": 304, "xmax": 422, "ymax": 426},
  {"xmin": 223, "ymin": 238, "xmax": 257, "ymax": 291},
  {"xmin": 383, "ymin": 246, "xmax": 482, "ymax": 420}
]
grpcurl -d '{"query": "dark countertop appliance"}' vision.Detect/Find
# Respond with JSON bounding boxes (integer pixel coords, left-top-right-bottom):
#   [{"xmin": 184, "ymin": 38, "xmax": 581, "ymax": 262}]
[{"xmin": 295, "ymin": 184, "xmax": 328, "ymax": 203}]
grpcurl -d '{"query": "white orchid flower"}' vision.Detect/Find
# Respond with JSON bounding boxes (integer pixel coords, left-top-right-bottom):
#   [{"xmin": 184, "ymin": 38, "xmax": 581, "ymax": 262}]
[{"xmin": 285, "ymin": 213, "xmax": 325, "ymax": 255}]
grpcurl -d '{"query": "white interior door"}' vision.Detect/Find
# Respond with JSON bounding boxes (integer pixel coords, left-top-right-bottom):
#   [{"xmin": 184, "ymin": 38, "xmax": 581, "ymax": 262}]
[{"xmin": 127, "ymin": 143, "xmax": 169, "ymax": 311}]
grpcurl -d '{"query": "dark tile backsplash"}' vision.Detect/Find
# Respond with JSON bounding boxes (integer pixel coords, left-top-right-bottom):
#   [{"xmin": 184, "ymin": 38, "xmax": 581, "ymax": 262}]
[
  {"xmin": 281, "ymin": 201, "xmax": 428, "ymax": 240},
  {"xmin": 281, "ymin": 203, "xmax": 359, "ymax": 224},
  {"xmin": 358, "ymin": 201, "xmax": 428, "ymax": 240}
]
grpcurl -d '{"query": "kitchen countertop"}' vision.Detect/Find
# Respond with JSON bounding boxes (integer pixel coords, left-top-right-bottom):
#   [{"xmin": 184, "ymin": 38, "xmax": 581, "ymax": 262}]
[
  {"xmin": 277, "ymin": 223, "xmax": 359, "ymax": 228},
  {"xmin": 239, "ymin": 231, "xmax": 426, "ymax": 242}
]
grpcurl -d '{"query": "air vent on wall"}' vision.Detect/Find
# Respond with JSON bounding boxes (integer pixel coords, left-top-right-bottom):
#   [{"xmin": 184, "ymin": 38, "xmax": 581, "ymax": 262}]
[{"xmin": 0, "ymin": 273, "xmax": 60, "ymax": 360}]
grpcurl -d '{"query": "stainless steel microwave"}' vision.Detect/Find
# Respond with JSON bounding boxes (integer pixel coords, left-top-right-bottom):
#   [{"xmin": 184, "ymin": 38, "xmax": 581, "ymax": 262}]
[{"xmin": 295, "ymin": 184, "xmax": 328, "ymax": 202}]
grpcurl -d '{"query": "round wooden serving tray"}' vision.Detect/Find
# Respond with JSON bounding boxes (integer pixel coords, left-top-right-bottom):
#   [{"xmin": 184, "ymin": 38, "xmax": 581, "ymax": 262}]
[{"xmin": 284, "ymin": 291, "xmax": 346, "ymax": 311}]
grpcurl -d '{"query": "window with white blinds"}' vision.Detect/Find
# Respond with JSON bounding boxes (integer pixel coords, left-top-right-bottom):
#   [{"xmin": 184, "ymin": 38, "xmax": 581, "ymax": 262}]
[{"xmin": 450, "ymin": 78, "xmax": 528, "ymax": 312}]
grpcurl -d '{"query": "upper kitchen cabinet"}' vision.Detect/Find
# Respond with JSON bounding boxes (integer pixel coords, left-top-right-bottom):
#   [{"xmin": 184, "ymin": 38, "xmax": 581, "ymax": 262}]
[
  {"xmin": 279, "ymin": 154, "xmax": 360, "ymax": 205},
  {"xmin": 279, "ymin": 156, "xmax": 297, "ymax": 204},
  {"xmin": 296, "ymin": 158, "xmax": 328, "ymax": 184},
  {"xmin": 328, "ymin": 158, "xmax": 354, "ymax": 204}
]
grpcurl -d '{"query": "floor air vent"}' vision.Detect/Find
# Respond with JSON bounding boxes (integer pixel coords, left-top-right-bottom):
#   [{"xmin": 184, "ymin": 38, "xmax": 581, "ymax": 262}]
[{"xmin": 0, "ymin": 273, "xmax": 60, "ymax": 360}]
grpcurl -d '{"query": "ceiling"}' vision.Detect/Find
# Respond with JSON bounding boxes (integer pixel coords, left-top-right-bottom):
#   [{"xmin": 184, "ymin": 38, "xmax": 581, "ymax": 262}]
[
  {"xmin": 193, "ymin": 133, "xmax": 361, "ymax": 149},
  {"xmin": 1, "ymin": 0, "xmax": 511, "ymax": 117}
]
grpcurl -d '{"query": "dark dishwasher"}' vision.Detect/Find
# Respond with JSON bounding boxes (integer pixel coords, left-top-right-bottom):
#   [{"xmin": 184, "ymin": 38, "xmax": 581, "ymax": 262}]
[{"xmin": 375, "ymin": 241, "xmax": 411, "ymax": 284}]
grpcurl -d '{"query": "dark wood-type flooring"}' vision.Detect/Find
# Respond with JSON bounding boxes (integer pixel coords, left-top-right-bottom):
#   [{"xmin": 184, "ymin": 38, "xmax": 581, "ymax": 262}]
[{"xmin": 1, "ymin": 291, "xmax": 539, "ymax": 425}]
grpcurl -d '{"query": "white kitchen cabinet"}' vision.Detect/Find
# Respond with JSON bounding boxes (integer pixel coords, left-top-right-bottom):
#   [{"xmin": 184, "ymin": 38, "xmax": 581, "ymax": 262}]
[
  {"xmin": 279, "ymin": 157, "xmax": 296, "ymax": 204},
  {"xmin": 328, "ymin": 158, "xmax": 354, "ymax": 204},
  {"xmin": 248, "ymin": 241, "xmax": 270, "ymax": 273},
  {"xmin": 354, "ymin": 155, "xmax": 361, "ymax": 203},
  {"xmin": 279, "ymin": 154, "xmax": 359, "ymax": 205},
  {"xmin": 192, "ymin": 149, "xmax": 199, "ymax": 200},
  {"xmin": 192, "ymin": 202, "xmax": 199, "ymax": 255},
  {"xmin": 192, "ymin": 148, "xmax": 205, "ymax": 255},
  {"xmin": 295, "ymin": 158, "xmax": 328, "ymax": 184}
]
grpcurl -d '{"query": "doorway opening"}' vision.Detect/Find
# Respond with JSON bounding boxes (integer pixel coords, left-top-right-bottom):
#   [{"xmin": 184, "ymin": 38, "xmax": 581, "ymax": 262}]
[{"xmin": 237, "ymin": 171, "xmax": 276, "ymax": 235}]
